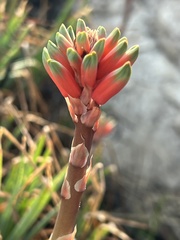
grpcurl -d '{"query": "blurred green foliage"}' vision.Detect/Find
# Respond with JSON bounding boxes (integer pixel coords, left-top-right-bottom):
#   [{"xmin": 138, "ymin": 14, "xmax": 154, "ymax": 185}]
[
  {"xmin": 0, "ymin": 0, "xmax": 30, "ymax": 80},
  {"xmin": 0, "ymin": 131, "xmax": 66, "ymax": 240}
]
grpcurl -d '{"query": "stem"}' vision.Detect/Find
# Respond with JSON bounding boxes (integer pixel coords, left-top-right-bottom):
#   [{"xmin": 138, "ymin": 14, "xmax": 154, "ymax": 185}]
[{"xmin": 50, "ymin": 116, "xmax": 94, "ymax": 239}]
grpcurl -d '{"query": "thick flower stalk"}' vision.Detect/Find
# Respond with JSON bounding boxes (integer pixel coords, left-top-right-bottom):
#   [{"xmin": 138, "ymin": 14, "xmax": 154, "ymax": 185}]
[{"xmin": 42, "ymin": 19, "xmax": 139, "ymax": 240}]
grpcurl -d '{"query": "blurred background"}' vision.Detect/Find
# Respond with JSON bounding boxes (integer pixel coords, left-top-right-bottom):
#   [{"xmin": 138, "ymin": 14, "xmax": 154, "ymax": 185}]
[{"xmin": 0, "ymin": 0, "xmax": 179, "ymax": 239}]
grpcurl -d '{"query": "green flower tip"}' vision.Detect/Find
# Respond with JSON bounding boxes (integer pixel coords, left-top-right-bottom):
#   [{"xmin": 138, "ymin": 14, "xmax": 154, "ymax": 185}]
[
  {"xmin": 42, "ymin": 47, "xmax": 51, "ymax": 62},
  {"xmin": 48, "ymin": 59, "xmax": 62, "ymax": 76},
  {"xmin": 55, "ymin": 32, "xmax": 62, "ymax": 44},
  {"xmin": 93, "ymin": 38, "xmax": 105, "ymax": 52},
  {"xmin": 76, "ymin": 31, "xmax": 88, "ymax": 44},
  {"xmin": 110, "ymin": 27, "xmax": 121, "ymax": 42},
  {"xmin": 83, "ymin": 51, "xmax": 98, "ymax": 69},
  {"xmin": 115, "ymin": 62, "xmax": 131, "ymax": 82},
  {"xmin": 67, "ymin": 48, "xmax": 79, "ymax": 62},
  {"xmin": 67, "ymin": 25, "xmax": 75, "ymax": 41},
  {"xmin": 116, "ymin": 40, "xmax": 128, "ymax": 56},
  {"xmin": 55, "ymin": 32, "xmax": 68, "ymax": 46},
  {"xmin": 76, "ymin": 18, "xmax": 87, "ymax": 33},
  {"xmin": 47, "ymin": 40, "xmax": 58, "ymax": 54},
  {"xmin": 59, "ymin": 23, "xmax": 73, "ymax": 43},
  {"xmin": 127, "ymin": 45, "xmax": 139, "ymax": 63},
  {"xmin": 97, "ymin": 26, "xmax": 107, "ymax": 38},
  {"xmin": 118, "ymin": 36, "xmax": 128, "ymax": 43},
  {"xmin": 92, "ymin": 38, "xmax": 105, "ymax": 59},
  {"xmin": 59, "ymin": 23, "xmax": 66, "ymax": 35}
]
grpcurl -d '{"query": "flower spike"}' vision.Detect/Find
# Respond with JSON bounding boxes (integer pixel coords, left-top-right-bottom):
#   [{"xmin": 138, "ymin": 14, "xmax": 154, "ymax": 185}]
[
  {"xmin": 42, "ymin": 19, "xmax": 139, "ymax": 240},
  {"xmin": 43, "ymin": 18, "xmax": 139, "ymax": 109}
]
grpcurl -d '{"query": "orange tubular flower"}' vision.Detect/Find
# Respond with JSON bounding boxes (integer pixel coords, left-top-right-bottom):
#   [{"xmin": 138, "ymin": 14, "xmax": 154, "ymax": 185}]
[{"xmin": 42, "ymin": 19, "xmax": 139, "ymax": 124}]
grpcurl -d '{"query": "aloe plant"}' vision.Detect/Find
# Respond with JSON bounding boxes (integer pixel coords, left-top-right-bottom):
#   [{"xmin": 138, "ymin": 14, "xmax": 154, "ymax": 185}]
[{"xmin": 42, "ymin": 18, "xmax": 139, "ymax": 239}]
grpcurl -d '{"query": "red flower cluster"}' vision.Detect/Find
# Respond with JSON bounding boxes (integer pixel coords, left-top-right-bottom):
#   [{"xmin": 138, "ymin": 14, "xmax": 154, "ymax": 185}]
[{"xmin": 42, "ymin": 19, "xmax": 139, "ymax": 125}]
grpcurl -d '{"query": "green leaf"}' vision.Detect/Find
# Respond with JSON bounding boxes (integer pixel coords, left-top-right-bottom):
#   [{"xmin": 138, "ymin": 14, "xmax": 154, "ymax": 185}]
[{"xmin": 6, "ymin": 166, "xmax": 67, "ymax": 240}]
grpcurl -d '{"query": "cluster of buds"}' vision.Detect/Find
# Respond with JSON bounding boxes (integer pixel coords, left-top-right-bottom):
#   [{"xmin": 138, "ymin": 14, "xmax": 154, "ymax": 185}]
[{"xmin": 42, "ymin": 19, "xmax": 139, "ymax": 127}]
